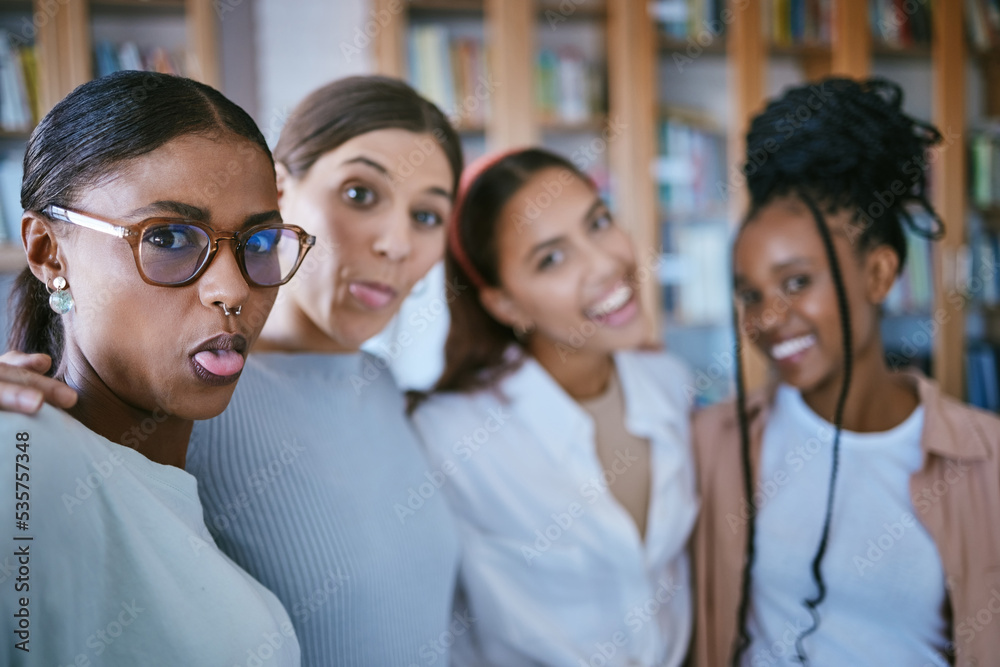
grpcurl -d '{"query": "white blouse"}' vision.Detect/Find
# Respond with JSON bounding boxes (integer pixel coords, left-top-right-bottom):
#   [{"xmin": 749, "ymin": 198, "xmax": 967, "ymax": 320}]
[{"xmin": 411, "ymin": 350, "xmax": 699, "ymax": 667}]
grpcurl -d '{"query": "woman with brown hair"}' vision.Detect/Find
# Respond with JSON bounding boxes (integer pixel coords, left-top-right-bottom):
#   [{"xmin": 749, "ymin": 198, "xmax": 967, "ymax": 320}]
[
  {"xmin": 3, "ymin": 75, "xmax": 466, "ymax": 666},
  {"xmin": 410, "ymin": 147, "xmax": 699, "ymax": 666}
]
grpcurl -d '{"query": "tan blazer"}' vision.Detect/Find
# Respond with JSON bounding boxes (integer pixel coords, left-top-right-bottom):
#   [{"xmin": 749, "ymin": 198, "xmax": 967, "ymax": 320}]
[{"xmin": 692, "ymin": 371, "xmax": 1000, "ymax": 667}]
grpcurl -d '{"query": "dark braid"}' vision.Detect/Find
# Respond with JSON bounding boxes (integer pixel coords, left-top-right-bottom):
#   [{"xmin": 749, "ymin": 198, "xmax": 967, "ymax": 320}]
[
  {"xmin": 729, "ymin": 77, "xmax": 945, "ymax": 665},
  {"xmin": 730, "ymin": 295, "xmax": 756, "ymax": 665},
  {"xmin": 792, "ymin": 192, "xmax": 853, "ymax": 664}
]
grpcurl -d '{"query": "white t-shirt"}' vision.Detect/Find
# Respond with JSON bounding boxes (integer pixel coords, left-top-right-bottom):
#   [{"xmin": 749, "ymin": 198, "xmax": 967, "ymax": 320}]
[
  {"xmin": 0, "ymin": 405, "xmax": 300, "ymax": 667},
  {"xmin": 745, "ymin": 384, "xmax": 949, "ymax": 666}
]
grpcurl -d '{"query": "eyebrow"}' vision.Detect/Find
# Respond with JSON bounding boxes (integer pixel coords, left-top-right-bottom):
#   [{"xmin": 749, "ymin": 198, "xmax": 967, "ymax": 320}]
[
  {"xmin": 733, "ymin": 257, "xmax": 815, "ymax": 286},
  {"xmin": 128, "ymin": 200, "xmax": 207, "ymax": 221},
  {"xmin": 344, "ymin": 156, "xmax": 389, "ymax": 177},
  {"xmin": 127, "ymin": 201, "xmax": 282, "ymax": 229},
  {"xmin": 346, "ymin": 155, "xmax": 453, "ymax": 200}
]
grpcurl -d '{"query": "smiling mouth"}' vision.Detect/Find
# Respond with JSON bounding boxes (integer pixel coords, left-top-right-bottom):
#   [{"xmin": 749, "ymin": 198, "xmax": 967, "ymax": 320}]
[
  {"xmin": 770, "ymin": 334, "xmax": 816, "ymax": 361},
  {"xmin": 584, "ymin": 282, "xmax": 639, "ymax": 327}
]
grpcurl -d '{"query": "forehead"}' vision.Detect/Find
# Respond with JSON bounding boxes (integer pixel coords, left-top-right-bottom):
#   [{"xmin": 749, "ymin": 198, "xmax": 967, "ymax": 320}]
[
  {"xmin": 75, "ymin": 134, "xmax": 277, "ymax": 215},
  {"xmin": 310, "ymin": 128, "xmax": 453, "ymax": 190},
  {"xmin": 735, "ymin": 198, "xmax": 854, "ymax": 273},
  {"xmin": 497, "ymin": 167, "xmax": 596, "ymax": 245}
]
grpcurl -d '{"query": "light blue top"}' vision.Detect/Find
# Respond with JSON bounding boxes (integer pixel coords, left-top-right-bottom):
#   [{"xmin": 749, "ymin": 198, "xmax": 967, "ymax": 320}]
[
  {"xmin": 187, "ymin": 351, "xmax": 460, "ymax": 667},
  {"xmin": 0, "ymin": 404, "xmax": 300, "ymax": 666}
]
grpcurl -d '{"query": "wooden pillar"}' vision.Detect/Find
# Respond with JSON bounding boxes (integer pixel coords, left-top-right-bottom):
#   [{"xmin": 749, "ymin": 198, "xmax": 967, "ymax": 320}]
[
  {"xmin": 607, "ymin": 0, "xmax": 660, "ymax": 340},
  {"xmin": 186, "ymin": 0, "xmax": 220, "ymax": 87},
  {"xmin": 372, "ymin": 0, "xmax": 407, "ymax": 79},
  {"xmin": 931, "ymin": 2, "xmax": 966, "ymax": 398},
  {"xmin": 729, "ymin": 0, "xmax": 769, "ymax": 388},
  {"xmin": 831, "ymin": 0, "xmax": 870, "ymax": 78},
  {"xmin": 484, "ymin": 0, "xmax": 536, "ymax": 149}
]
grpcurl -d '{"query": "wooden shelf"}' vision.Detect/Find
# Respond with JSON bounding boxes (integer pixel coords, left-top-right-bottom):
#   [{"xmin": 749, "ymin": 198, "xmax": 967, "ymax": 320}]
[
  {"xmin": 538, "ymin": 116, "xmax": 607, "ymax": 133},
  {"xmin": 90, "ymin": 0, "xmax": 185, "ymax": 11},
  {"xmin": 0, "ymin": 129, "xmax": 31, "ymax": 141},
  {"xmin": 453, "ymin": 121, "xmax": 485, "ymax": 134},
  {"xmin": 872, "ymin": 42, "xmax": 932, "ymax": 59},
  {"xmin": 0, "ymin": 242, "xmax": 25, "ymax": 273},
  {"xmin": 658, "ymin": 34, "xmax": 726, "ymax": 56},
  {"xmin": 409, "ymin": 0, "xmax": 481, "ymax": 10},
  {"xmin": 768, "ymin": 42, "xmax": 831, "ymax": 58},
  {"xmin": 974, "ymin": 207, "xmax": 1000, "ymax": 232}
]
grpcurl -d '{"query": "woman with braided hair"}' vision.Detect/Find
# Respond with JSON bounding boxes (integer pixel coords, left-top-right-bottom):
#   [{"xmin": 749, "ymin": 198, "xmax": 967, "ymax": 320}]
[{"xmin": 693, "ymin": 77, "xmax": 1000, "ymax": 666}]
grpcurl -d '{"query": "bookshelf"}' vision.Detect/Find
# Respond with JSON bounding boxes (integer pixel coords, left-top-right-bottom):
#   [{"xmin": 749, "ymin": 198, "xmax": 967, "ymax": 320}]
[
  {"xmin": 0, "ymin": 0, "xmax": 219, "ymax": 274},
  {"xmin": 375, "ymin": 0, "xmax": 988, "ymax": 405},
  {"xmin": 965, "ymin": 1, "xmax": 1000, "ymax": 410}
]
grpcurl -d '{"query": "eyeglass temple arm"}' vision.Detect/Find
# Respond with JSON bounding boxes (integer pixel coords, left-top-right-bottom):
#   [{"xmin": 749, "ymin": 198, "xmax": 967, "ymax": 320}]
[{"xmin": 44, "ymin": 205, "xmax": 130, "ymax": 238}]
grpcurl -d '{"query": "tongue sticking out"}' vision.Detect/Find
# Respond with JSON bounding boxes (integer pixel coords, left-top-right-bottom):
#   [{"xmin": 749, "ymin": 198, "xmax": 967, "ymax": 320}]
[{"xmin": 194, "ymin": 349, "xmax": 245, "ymax": 377}]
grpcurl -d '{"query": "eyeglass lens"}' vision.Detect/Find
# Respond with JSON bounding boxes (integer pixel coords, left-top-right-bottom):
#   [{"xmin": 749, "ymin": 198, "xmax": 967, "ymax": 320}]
[{"xmin": 138, "ymin": 223, "xmax": 302, "ymax": 286}]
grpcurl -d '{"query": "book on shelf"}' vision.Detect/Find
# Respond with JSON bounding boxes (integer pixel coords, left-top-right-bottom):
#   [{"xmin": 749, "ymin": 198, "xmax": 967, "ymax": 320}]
[
  {"xmin": 967, "ymin": 0, "xmax": 1000, "ymax": 52},
  {"xmin": 0, "ymin": 150, "xmax": 23, "ymax": 243},
  {"xmin": 94, "ymin": 40, "xmax": 182, "ymax": 79},
  {"xmin": 883, "ymin": 225, "xmax": 934, "ymax": 315},
  {"xmin": 763, "ymin": 0, "xmax": 832, "ymax": 47},
  {"xmin": 968, "ymin": 226, "xmax": 1000, "ymax": 306},
  {"xmin": 534, "ymin": 48, "xmax": 603, "ymax": 125},
  {"xmin": 654, "ymin": 110, "xmax": 727, "ymax": 220},
  {"xmin": 666, "ymin": 222, "xmax": 731, "ymax": 326},
  {"xmin": 870, "ymin": 0, "xmax": 932, "ymax": 49},
  {"xmin": 969, "ymin": 127, "xmax": 1000, "ymax": 209},
  {"xmin": 967, "ymin": 343, "xmax": 1000, "ymax": 412},
  {"xmin": 408, "ymin": 25, "xmax": 488, "ymax": 129},
  {"xmin": 0, "ymin": 30, "xmax": 37, "ymax": 133},
  {"xmin": 649, "ymin": 0, "xmax": 726, "ymax": 41}
]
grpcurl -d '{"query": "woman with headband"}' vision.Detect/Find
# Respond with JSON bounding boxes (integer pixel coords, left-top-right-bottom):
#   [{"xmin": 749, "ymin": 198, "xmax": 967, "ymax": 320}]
[{"xmin": 409, "ymin": 147, "xmax": 699, "ymax": 666}]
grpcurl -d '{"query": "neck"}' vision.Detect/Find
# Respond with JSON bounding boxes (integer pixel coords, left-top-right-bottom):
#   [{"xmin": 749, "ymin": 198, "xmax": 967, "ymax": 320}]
[
  {"xmin": 529, "ymin": 337, "xmax": 614, "ymax": 401},
  {"xmin": 800, "ymin": 338, "xmax": 918, "ymax": 433},
  {"xmin": 61, "ymin": 349, "xmax": 193, "ymax": 468},
  {"xmin": 257, "ymin": 293, "xmax": 358, "ymax": 354}
]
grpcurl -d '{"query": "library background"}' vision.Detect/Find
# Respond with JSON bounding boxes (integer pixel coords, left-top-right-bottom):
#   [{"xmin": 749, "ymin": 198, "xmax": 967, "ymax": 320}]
[{"xmin": 0, "ymin": 0, "xmax": 996, "ymax": 412}]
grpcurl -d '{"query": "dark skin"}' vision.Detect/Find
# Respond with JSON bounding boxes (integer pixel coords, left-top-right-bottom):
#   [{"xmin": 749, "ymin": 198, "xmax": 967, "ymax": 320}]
[
  {"xmin": 734, "ymin": 195, "xmax": 919, "ymax": 432},
  {"xmin": 16, "ymin": 134, "xmax": 281, "ymax": 467}
]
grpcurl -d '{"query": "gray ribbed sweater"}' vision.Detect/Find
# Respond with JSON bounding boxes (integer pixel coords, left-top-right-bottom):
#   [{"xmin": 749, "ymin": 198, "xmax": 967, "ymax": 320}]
[{"xmin": 186, "ymin": 352, "xmax": 460, "ymax": 666}]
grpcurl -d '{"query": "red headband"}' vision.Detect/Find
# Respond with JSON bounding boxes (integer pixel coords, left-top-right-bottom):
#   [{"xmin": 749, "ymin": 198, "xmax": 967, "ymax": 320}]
[{"xmin": 447, "ymin": 149, "xmax": 521, "ymax": 290}]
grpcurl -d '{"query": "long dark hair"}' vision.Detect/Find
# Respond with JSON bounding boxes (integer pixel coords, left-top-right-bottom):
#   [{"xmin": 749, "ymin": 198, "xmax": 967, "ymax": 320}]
[
  {"xmin": 409, "ymin": 148, "xmax": 595, "ymax": 410},
  {"xmin": 10, "ymin": 70, "xmax": 272, "ymax": 374},
  {"xmin": 273, "ymin": 75, "xmax": 463, "ymax": 197},
  {"xmin": 730, "ymin": 77, "xmax": 944, "ymax": 665}
]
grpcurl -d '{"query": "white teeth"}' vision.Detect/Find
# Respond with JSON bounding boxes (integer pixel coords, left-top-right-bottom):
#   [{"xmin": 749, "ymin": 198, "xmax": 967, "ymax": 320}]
[
  {"xmin": 586, "ymin": 284, "xmax": 633, "ymax": 319},
  {"xmin": 771, "ymin": 334, "xmax": 816, "ymax": 361}
]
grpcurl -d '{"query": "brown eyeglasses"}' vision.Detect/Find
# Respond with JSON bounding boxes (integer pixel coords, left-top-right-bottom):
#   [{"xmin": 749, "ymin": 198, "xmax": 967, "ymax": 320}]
[{"xmin": 43, "ymin": 205, "xmax": 316, "ymax": 288}]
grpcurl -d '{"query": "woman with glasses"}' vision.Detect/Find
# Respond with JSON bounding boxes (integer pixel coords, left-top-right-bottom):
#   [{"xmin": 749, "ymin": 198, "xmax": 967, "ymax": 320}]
[
  {"xmin": 1, "ymin": 75, "xmax": 464, "ymax": 666},
  {"xmin": 0, "ymin": 70, "xmax": 312, "ymax": 665}
]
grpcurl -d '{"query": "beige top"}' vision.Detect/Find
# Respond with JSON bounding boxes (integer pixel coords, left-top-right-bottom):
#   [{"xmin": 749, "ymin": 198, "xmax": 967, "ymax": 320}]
[
  {"xmin": 581, "ymin": 368, "xmax": 652, "ymax": 540},
  {"xmin": 692, "ymin": 370, "xmax": 1000, "ymax": 667}
]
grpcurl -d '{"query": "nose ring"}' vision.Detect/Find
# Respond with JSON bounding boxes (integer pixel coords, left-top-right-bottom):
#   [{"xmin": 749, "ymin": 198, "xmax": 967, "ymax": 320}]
[{"xmin": 219, "ymin": 303, "xmax": 242, "ymax": 317}]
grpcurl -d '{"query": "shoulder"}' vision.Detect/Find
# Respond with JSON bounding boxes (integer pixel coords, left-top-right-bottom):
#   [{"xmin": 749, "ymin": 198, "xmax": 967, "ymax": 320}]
[{"xmin": 410, "ymin": 385, "xmax": 505, "ymax": 452}]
